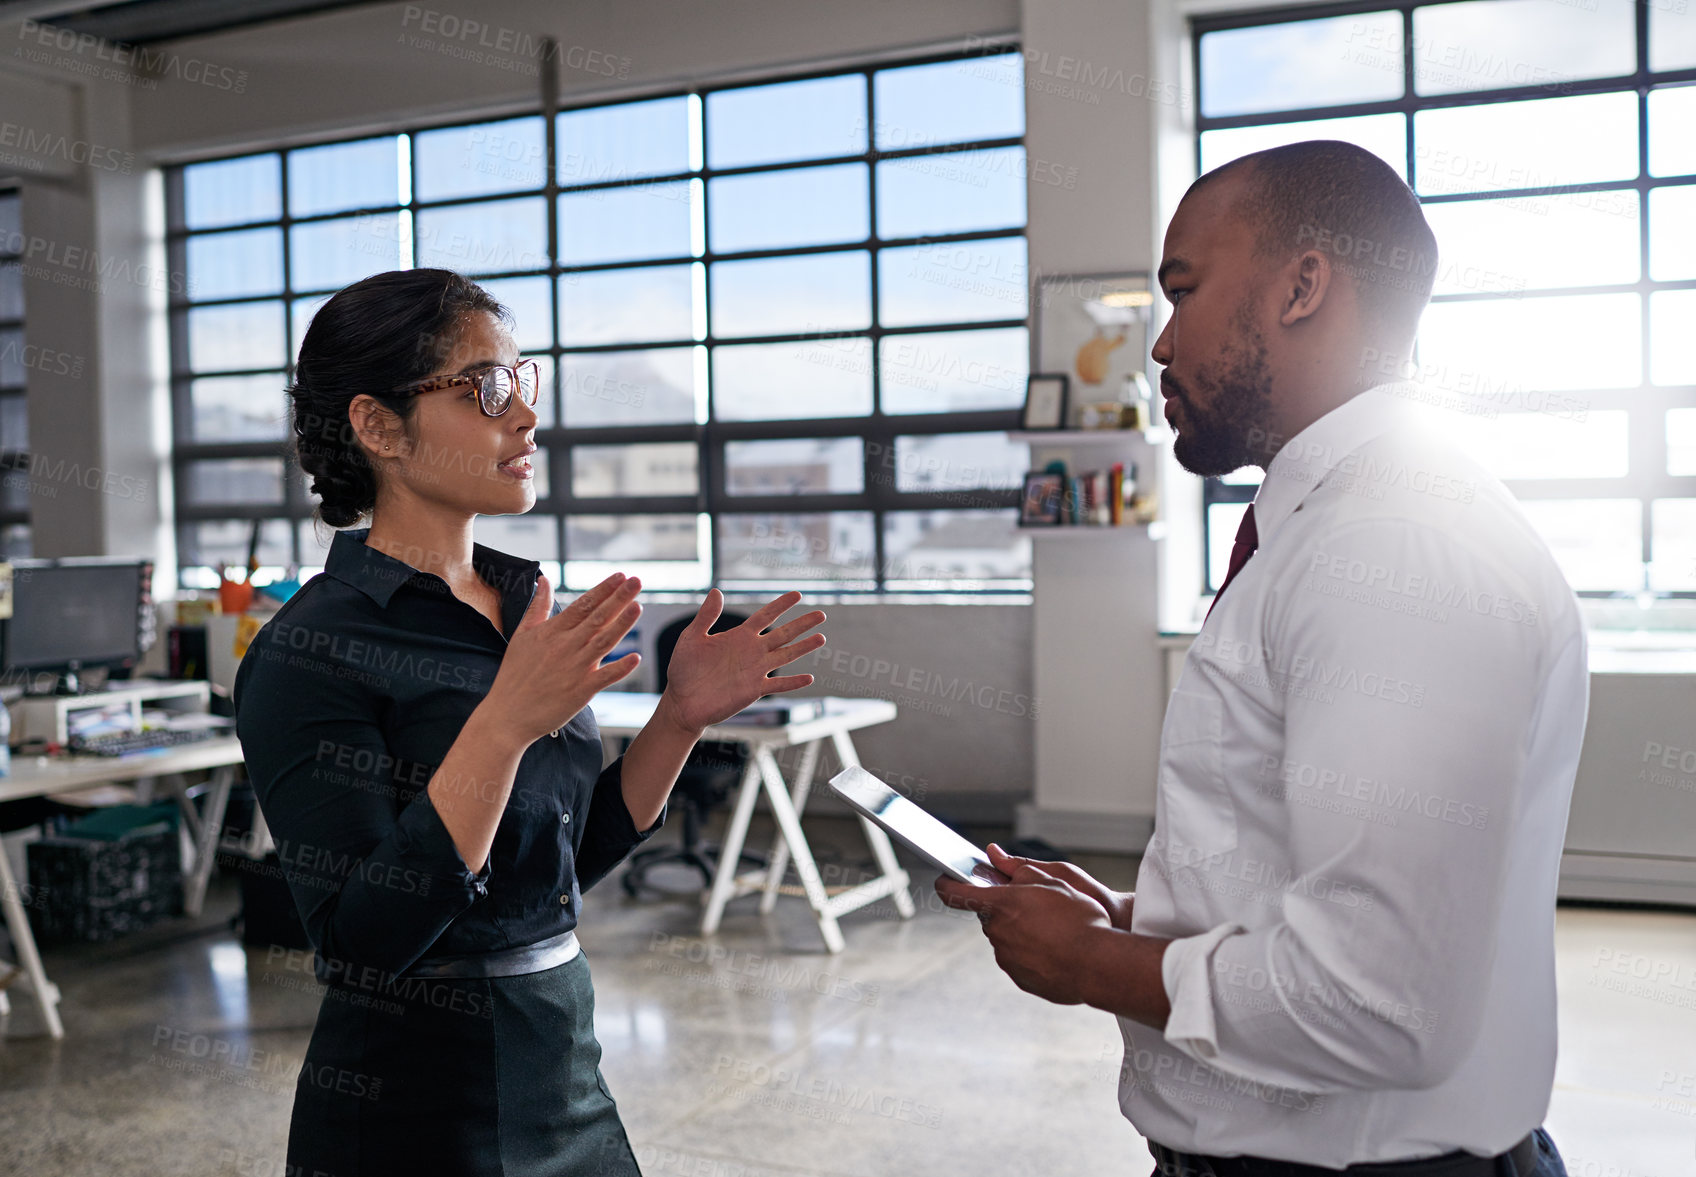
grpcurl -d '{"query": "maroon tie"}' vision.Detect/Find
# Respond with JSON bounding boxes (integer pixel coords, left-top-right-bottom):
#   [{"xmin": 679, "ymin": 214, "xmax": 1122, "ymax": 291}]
[{"xmin": 1206, "ymin": 504, "xmax": 1258, "ymax": 621}]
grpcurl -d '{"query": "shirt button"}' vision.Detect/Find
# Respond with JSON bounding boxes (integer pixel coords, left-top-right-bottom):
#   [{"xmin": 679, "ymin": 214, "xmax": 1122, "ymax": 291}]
[
  {"xmin": 561, "ymin": 812, "xmax": 571, "ymax": 825},
  {"xmin": 559, "ymin": 893, "xmax": 569, "ymax": 905},
  {"xmin": 550, "ymin": 727, "xmax": 562, "ymax": 738}
]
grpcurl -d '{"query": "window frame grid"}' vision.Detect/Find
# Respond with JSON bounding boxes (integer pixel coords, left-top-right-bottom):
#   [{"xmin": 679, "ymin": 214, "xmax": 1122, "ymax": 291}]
[
  {"xmin": 1191, "ymin": 0, "xmax": 1696, "ymax": 597},
  {"xmin": 0, "ymin": 187, "xmax": 29, "ymax": 546},
  {"xmin": 165, "ymin": 45, "xmax": 1033, "ymax": 593}
]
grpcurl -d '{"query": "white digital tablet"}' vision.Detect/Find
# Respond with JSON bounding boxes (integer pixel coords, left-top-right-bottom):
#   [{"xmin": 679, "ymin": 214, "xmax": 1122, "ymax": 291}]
[{"xmin": 828, "ymin": 766, "xmax": 1010, "ymax": 887}]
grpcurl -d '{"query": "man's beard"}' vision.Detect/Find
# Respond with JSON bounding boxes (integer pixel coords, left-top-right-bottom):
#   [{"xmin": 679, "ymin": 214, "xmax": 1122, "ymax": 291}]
[{"xmin": 1167, "ymin": 307, "xmax": 1275, "ymax": 478}]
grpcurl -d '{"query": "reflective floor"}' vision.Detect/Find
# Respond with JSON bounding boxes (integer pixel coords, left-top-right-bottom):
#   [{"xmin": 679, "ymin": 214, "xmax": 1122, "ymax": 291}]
[{"xmin": 1, "ymin": 816, "xmax": 1693, "ymax": 1175}]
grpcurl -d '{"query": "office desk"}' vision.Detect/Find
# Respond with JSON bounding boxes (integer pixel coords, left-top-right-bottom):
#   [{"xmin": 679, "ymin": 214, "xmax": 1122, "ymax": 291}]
[
  {"xmin": 591, "ymin": 694, "xmax": 914, "ymax": 953},
  {"xmin": 0, "ymin": 737, "xmax": 248, "ymax": 1038}
]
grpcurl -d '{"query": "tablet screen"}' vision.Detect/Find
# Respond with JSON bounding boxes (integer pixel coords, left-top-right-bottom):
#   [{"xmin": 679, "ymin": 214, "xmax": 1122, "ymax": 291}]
[{"xmin": 829, "ymin": 767, "xmax": 1006, "ymax": 886}]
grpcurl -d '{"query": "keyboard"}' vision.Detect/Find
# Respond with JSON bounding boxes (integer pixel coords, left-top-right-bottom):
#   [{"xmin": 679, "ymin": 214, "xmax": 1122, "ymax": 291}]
[{"xmin": 70, "ymin": 724, "xmax": 235, "ymax": 757}]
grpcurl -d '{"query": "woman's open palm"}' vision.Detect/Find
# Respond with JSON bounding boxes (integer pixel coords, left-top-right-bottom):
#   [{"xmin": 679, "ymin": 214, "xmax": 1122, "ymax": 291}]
[{"xmin": 661, "ymin": 589, "xmax": 826, "ymax": 731}]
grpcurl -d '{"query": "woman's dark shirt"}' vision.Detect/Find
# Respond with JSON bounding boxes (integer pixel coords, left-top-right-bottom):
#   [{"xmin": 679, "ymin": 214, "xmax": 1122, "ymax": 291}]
[{"xmin": 232, "ymin": 526, "xmax": 663, "ymax": 983}]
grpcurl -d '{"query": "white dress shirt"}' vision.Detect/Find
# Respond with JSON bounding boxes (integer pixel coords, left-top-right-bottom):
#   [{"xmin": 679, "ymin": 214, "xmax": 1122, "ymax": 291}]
[{"xmin": 1121, "ymin": 381, "xmax": 1589, "ymax": 1165}]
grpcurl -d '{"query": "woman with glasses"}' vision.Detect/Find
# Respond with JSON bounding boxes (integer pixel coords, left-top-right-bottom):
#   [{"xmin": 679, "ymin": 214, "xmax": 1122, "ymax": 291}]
[{"xmin": 232, "ymin": 268, "xmax": 827, "ymax": 1176}]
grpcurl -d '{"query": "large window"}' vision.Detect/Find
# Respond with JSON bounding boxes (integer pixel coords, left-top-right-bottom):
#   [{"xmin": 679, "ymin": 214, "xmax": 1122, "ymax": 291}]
[
  {"xmin": 166, "ymin": 50, "xmax": 1035, "ymax": 594},
  {"xmin": 1194, "ymin": 0, "xmax": 1696, "ymax": 596},
  {"xmin": 0, "ymin": 188, "xmax": 29, "ymax": 557}
]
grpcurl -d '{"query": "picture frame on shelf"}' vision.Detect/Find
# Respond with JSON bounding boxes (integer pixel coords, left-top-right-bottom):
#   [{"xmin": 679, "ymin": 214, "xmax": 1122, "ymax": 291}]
[
  {"xmin": 1019, "ymin": 473, "xmax": 1065, "ymax": 527},
  {"xmin": 1033, "ymin": 271, "xmax": 1152, "ymax": 427},
  {"xmin": 1021, "ymin": 374, "xmax": 1069, "ymax": 431}
]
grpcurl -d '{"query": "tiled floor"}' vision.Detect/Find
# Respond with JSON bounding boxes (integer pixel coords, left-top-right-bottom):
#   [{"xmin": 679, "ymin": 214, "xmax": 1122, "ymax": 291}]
[{"xmin": 2, "ymin": 818, "xmax": 1693, "ymax": 1175}]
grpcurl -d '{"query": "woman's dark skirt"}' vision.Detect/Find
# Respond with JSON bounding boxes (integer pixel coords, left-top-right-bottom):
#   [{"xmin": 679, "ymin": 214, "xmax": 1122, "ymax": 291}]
[{"xmin": 286, "ymin": 952, "xmax": 641, "ymax": 1177}]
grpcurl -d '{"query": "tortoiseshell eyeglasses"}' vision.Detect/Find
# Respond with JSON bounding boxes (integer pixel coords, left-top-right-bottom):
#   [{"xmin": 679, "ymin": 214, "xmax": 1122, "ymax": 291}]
[{"xmin": 390, "ymin": 359, "xmax": 542, "ymax": 418}]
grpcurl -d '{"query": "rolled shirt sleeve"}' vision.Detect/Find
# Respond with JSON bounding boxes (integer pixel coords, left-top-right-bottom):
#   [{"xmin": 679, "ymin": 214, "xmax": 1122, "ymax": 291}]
[
  {"xmin": 234, "ymin": 644, "xmax": 493, "ymax": 979},
  {"xmin": 1158, "ymin": 518, "xmax": 1548, "ymax": 1093}
]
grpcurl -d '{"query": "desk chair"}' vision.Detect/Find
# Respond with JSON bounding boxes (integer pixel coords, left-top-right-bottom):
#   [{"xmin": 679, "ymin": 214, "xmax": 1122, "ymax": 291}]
[{"xmin": 620, "ymin": 611, "xmax": 768, "ymax": 897}]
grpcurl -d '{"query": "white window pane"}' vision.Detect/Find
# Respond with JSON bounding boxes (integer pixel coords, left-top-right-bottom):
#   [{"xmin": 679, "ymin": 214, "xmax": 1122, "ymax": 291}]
[
  {"xmin": 1650, "ymin": 185, "xmax": 1696, "ymax": 281},
  {"xmin": 186, "ymin": 228, "xmax": 284, "ymax": 301},
  {"xmin": 713, "ymin": 338, "xmax": 872, "ymax": 420},
  {"xmin": 558, "ymin": 183, "xmax": 693, "ymax": 265},
  {"xmin": 559, "ymin": 98, "xmax": 691, "ymax": 185},
  {"xmin": 474, "ymin": 513, "xmax": 558, "ymax": 561},
  {"xmin": 560, "ymin": 349, "xmax": 696, "ymax": 426},
  {"xmin": 1415, "ymin": 92, "xmax": 1638, "ymax": 196},
  {"xmin": 187, "ymin": 519, "xmax": 292, "ymax": 568},
  {"xmin": 1200, "ymin": 13, "xmax": 1403, "ymax": 119},
  {"xmin": 1651, "ymin": 4, "xmax": 1696, "ymax": 71},
  {"xmin": 726, "ymin": 438, "xmax": 864, "ymax": 495},
  {"xmin": 289, "ymin": 136, "xmax": 402, "ymax": 217},
  {"xmin": 183, "ymin": 154, "xmax": 280, "ymax": 229},
  {"xmin": 711, "ymin": 254, "xmax": 870, "ymax": 337},
  {"xmin": 883, "ymin": 510, "xmax": 1030, "ymax": 588},
  {"xmin": 1448, "ymin": 410, "xmax": 1628, "ymax": 480},
  {"xmin": 1418, "ymin": 292, "xmax": 1640, "ymax": 398},
  {"xmin": 878, "ymin": 239, "xmax": 1027, "ymax": 327},
  {"xmin": 290, "ymin": 294, "xmax": 330, "ymax": 361},
  {"xmin": 572, "ymin": 443, "xmax": 698, "ymax": 497},
  {"xmin": 558, "ymin": 266, "xmax": 694, "ymax": 346},
  {"xmin": 414, "ymin": 198, "xmax": 548, "ymax": 275},
  {"xmin": 876, "ymin": 148, "xmax": 1028, "ymax": 238},
  {"xmin": 719, "ymin": 512, "xmax": 876, "ymax": 584},
  {"xmin": 415, "ymin": 117, "xmax": 546, "ymax": 201},
  {"xmin": 289, "ymin": 214, "xmax": 402, "ymax": 292},
  {"xmin": 890, "ymin": 433, "xmax": 1029, "ymax": 495},
  {"xmin": 190, "ymin": 374, "xmax": 286, "ymax": 442},
  {"xmin": 874, "ymin": 55, "xmax": 1024, "ymax": 148},
  {"xmin": 184, "ymin": 458, "xmax": 284, "ymax": 505},
  {"xmin": 477, "ymin": 275, "xmax": 553, "ymax": 353},
  {"xmin": 188, "ymin": 303, "xmax": 286, "ymax": 372},
  {"xmin": 708, "ymin": 165, "xmax": 868, "ymax": 252},
  {"xmin": 1208, "ymin": 501, "xmax": 1250, "ymax": 592},
  {"xmin": 1424, "ymin": 191, "xmax": 1639, "ymax": 295},
  {"xmin": 708, "ymin": 75, "xmax": 866, "ymax": 168},
  {"xmin": 1669, "ymin": 408, "xmax": 1696, "ymax": 475},
  {"xmin": 1649, "ymin": 86, "xmax": 1696, "ymax": 177},
  {"xmin": 1413, "ymin": 0, "xmax": 1634, "ymax": 96},
  {"xmin": 1200, "ymin": 113, "xmax": 1406, "ymax": 178},
  {"xmin": 1650, "ymin": 500, "xmax": 1696, "ymax": 591},
  {"xmin": 1651, "ymin": 290, "xmax": 1696, "ymax": 386},
  {"xmin": 879, "ymin": 327, "xmax": 1028, "ymax": 414},
  {"xmin": 1516, "ymin": 499, "xmax": 1641, "ymax": 592},
  {"xmin": 565, "ymin": 514, "xmax": 709, "ymax": 591}
]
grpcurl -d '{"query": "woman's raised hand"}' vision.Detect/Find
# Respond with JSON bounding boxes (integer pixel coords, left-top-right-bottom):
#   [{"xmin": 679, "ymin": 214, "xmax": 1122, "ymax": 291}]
[
  {"xmin": 481, "ymin": 571, "xmax": 642, "ymax": 744},
  {"xmin": 658, "ymin": 589, "xmax": 827, "ymax": 733}
]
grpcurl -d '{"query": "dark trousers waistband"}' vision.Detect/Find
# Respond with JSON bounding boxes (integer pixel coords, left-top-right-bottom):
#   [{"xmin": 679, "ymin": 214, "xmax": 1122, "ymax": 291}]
[
  {"xmin": 1149, "ymin": 1132, "xmax": 1537, "ymax": 1177},
  {"xmin": 404, "ymin": 928, "xmax": 581, "ymax": 979}
]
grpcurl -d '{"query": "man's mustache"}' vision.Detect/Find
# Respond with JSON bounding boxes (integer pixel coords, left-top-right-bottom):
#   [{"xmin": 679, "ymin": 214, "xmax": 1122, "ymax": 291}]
[{"xmin": 1160, "ymin": 373, "xmax": 1187, "ymax": 404}]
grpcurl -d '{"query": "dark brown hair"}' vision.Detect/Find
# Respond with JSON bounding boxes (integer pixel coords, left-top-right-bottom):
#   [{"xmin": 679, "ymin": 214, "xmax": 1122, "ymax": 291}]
[{"xmin": 288, "ymin": 269, "xmax": 508, "ymax": 528}]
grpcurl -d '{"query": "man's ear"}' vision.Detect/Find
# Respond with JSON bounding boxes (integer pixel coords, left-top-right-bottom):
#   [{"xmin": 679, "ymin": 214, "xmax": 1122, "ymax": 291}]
[{"xmin": 1279, "ymin": 249, "xmax": 1333, "ymax": 327}]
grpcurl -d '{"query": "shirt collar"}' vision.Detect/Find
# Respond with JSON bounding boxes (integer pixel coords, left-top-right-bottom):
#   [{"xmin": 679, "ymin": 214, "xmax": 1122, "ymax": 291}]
[
  {"xmin": 1250, "ymin": 381, "xmax": 1423, "ymax": 546},
  {"xmin": 323, "ymin": 526, "xmax": 541, "ymax": 612}
]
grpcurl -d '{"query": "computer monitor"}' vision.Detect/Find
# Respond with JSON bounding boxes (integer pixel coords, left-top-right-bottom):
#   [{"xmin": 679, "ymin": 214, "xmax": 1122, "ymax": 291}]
[{"xmin": 2, "ymin": 559, "xmax": 150, "ymax": 695}]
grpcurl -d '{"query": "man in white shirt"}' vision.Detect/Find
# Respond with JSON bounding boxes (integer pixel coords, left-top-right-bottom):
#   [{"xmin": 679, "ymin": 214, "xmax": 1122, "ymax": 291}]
[{"xmin": 937, "ymin": 140, "xmax": 1586, "ymax": 1176}]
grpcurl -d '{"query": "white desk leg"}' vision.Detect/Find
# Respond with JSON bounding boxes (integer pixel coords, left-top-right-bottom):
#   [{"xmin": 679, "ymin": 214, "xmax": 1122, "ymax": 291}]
[
  {"xmin": 0, "ymin": 842, "xmax": 62, "ymax": 1038},
  {"xmin": 701, "ymin": 755, "xmax": 764, "ymax": 936},
  {"xmin": 758, "ymin": 739, "xmax": 821, "ymax": 915},
  {"xmin": 753, "ymin": 745, "xmax": 845, "ymax": 953},
  {"xmin": 182, "ymin": 766, "xmax": 234, "ymax": 918},
  {"xmin": 831, "ymin": 731, "xmax": 917, "ymax": 919}
]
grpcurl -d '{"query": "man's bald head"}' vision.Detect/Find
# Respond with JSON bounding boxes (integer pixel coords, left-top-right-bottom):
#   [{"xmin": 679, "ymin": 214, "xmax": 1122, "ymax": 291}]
[{"xmin": 1190, "ymin": 140, "xmax": 1438, "ymax": 347}]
